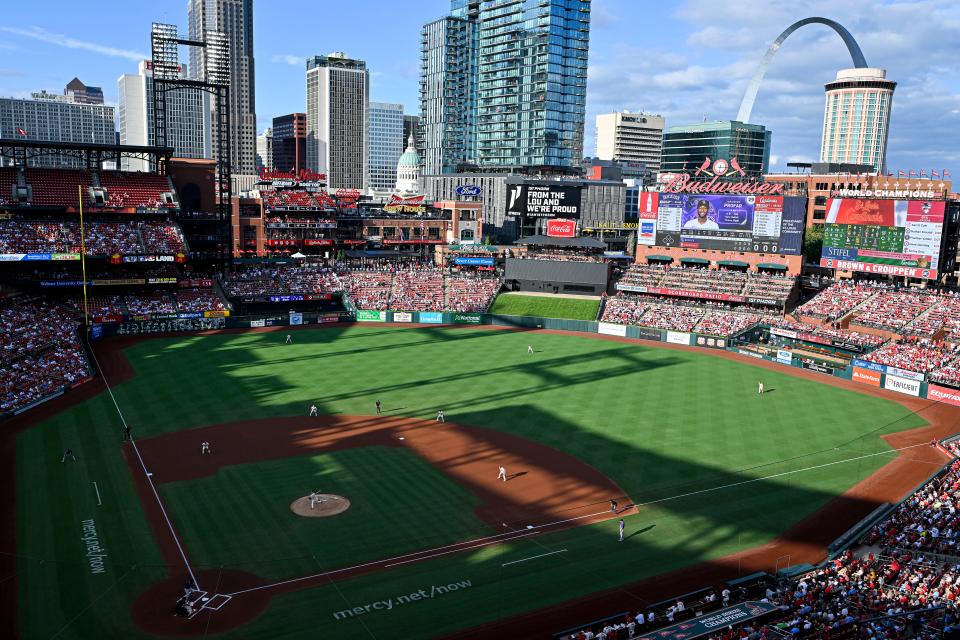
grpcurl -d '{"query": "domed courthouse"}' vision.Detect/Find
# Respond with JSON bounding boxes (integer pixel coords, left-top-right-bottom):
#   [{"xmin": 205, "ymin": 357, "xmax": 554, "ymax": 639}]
[{"xmin": 395, "ymin": 134, "xmax": 421, "ymax": 194}]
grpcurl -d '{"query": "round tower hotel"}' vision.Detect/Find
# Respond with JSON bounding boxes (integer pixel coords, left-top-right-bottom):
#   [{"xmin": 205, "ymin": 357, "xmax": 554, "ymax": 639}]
[{"xmin": 819, "ymin": 67, "xmax": 896, "ymax": 173}]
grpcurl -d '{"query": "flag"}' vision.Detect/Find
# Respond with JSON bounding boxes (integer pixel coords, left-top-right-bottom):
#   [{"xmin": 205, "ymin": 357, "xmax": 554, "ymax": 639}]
[
  {"xmin": 945, "ymin": 169, "xmax": 952, "ymax": 178},
  {"xmin": 932, "ymin": 170, "xmax": 940, "ymax": 179},
  {"xmin": 920, "ymin": 169, "xmax": 927, "ymax": 178},
  {"xmin": 16, "ymin": 127, "xmax": 26, "ymax": 136},
  {"xmin": 909, "ymin": 170, "xmax": 916, "ymax": 177},
  {"xmin": 898, "ymin": 170, "xmax": 905, "ymax": 178}
]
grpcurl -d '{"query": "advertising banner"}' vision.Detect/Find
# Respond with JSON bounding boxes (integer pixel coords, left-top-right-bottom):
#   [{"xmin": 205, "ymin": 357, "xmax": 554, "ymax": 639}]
[
  {"xmin": 886, "ymin": 366, "xmax": 924, "ymax": 382},
  {"xmin": 637, "ymin": 192, "xmax": 659, "ymax": 246},
  {"xmin": 0, "ymin": 252, "xmax": 81, "ymax": 261},
  {"xmin": 635, "ymin": 601, "xmax": 778, "ymax": 640},
  {"xmin": 738, "ymin": 348, "xmax": 765, "ymax": 359},
  {"xmin": 357, "ymin": 310, "xmax": 386, "ymax": 322},
  {"xmin": 695, "ymin": 335, "xmax": 727, "ymax": 349},
  {"xmin": 546, "ymin": 218, "xmax": 577, "ymax": 238},
  {"xmin": 419, "ymin": 311, "xmax": 445, "ymax": 324},
  {"xmin": 801, "ymin": 361, "xmax": 835, "ymax": 375},
  {"xmin": 454, "ymin": 257, "xmax": 495, "ymax": 266},
  {"xmin": 884, "ymin": 374, "xmax": 921, "ymax": 396},
  {"xmin": 852, "ymin": 367, "xmax": 882, "ymax": 386},
  {"xmin": 927, "ymin": 384, "xmax": 960, "ymax": 407},
  {"xmin": 506, "ymin": 184, "xmax": 582, "ymax": 218},
  {"xmin": 393, "ymin": 312, "xmax": 413, "ymax": 323},
  {"xmin": 666, "ymin": 331, "xmax": 690, "ymax": 345},
  {"xmin": 451, "ymin": 312, "xmax": 480, "ymax": 324},
  {"xmin": 777, "ymin": 349, "xmax": 793, "ymax": 365},
  {"xmin": 250, "ymin": 319, "xmax": 266, "ymax": 328},
  {"xmin": 289, "ymin": 312, "xmax": 303, "ymax": 326},
  {"xmin": 617, "ymin": 284, "xmax": 746, "ymax": 304},
  {"xmin": 597, "ymin": 322, "xmax": 627, "ymax": 337},
  {"xmin": 852, "ymin": 359, "xmax": 886, "ymax": 374},
  {"xmin": 317, "ymin": 314, "xmax": 341, "ymax": 324},
  {"xmin": 636, "ymin": 327, "xmax": 662, "ymax": 341},
  {"xmin": 770, "ymin": 327, "xmax": 797, "ymax": 339},
  {"xmin": 384, "ymin": 194, "xmax": 427, "ymax": 214},
  {"xmin": 91, "ymin": 324, "xmax": 103, "ymax": 340}
]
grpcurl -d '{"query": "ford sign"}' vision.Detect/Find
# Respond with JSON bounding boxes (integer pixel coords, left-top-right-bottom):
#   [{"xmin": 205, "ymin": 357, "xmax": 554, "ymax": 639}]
[{"xmin": 455, "ymin": 185, "xmax": 482, "ymax": 197}]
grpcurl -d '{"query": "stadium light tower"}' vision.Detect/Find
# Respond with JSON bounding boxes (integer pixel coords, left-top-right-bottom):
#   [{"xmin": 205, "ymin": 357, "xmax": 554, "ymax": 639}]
[{"xmin": 151, "ymin": 22, "xmax": 232, "ymax": 273}]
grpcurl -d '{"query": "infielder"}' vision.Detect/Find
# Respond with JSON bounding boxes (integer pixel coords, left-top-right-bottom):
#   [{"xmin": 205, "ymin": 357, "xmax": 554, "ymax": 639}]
[
  {"xmin": 436, "ymin": 409, "xmax": 445, "ymax": 422},
  {"xmin": 375, "ymin": 400, "xmax": 382, "ymax": 415},
  {"xmin": 61, "ymin": 448, "xmax": 77, "ymax": 463},
  {"xmin": 309, "ymin": 491, "xmax": 322, "ymax": 509},
  {"xmin": 618, "ymin": 518, "xmax": 625, "ymax": 542},
  {"xmin": 201, "ymin": 441, "xmax": 211, "ymax": 455},
  {"xmin": 309, "ymin": 404, "xmax": 318, "ymax": 416},
  {"xmin": 527, "ymin": 345, "xmax": 534, "ymax": 354},
  {"xmin": 610, "ymin": 499, "xmax": 618, "ymax": 513},
  {"xmin": 498, "ymin": 466, "xmax": 507, "ymax": 482}
]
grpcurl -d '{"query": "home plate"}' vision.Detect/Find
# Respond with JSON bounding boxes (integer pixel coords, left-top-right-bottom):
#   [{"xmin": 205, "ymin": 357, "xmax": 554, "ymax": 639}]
[{"xmin": 398, "ymin": 437, "xmax": 405, "ymax": 440}]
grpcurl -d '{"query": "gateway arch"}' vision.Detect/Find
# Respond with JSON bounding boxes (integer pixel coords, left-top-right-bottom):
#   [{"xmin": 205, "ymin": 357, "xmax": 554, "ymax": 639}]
[{"xmin": 736, "ymin": 17, "xmax": 867, "ymax": 123}]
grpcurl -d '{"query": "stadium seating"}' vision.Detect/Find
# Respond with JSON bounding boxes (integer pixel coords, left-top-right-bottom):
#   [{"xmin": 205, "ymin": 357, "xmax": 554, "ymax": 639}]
[
  {"xmin": 795, "ymin": 281, "xmax": 880, "ymax": 321},
  {"xmin": 392, "ymin": 268, "xmax": 446, "ymax": 311},
  {"xmin": 98, "ymin": 172, "xmax": 174, "ymax": 209},
  {"xmin": 904, "ymin": 293, "xmax": 960, "ymax": 340},
  {"xmin": 176, "ymin": 288, "xmax": 228, "ymax": 312},
  {"xmin": 617, "ymin": 264, "xmax": 667, "ymax": 289},
  {"xmin": 863, "ymin": 337, "xmax": 959, "ymax": 374},
  {"xmin": 601, "ymin": 293, "xmax": 769, "ymax": 336},
  {"xmin": 140, "ymin": 221, "xmax": 185, "ymax": 254},
  {"xmin": 24, "ymin": 169, "xmax": 91, "ymax": 207},
  {"xmin": 261, "ymin": 190, "xmax": 321, "ymax": 210},
  {"xmin": 0, "ymin": 299, "xmax": 90, "ymax": 414},
  {"xmin": 850, "ymin": 290, "xmax": 937, "ymax": 332},
  {"xmin": 0, "ymin": 219, "xmax": 186, "ymax": 256},
  {"xmin": 767, "ymin": 318, "xmax": 887, "ymax": 349},
  {"xmin": 222, "ymin": 264, "xmax": 344, "ymax": 297},
  {"xmin": 0, "ymin": 167, "xmax": 17, "ymax": 205},
  {"xmin": 339, "ymin": 269, "xmax": 393, "ymax": 310},
  {"xmin": 446, "ymin": 275, "xmax": 501, "ymax": 312}
]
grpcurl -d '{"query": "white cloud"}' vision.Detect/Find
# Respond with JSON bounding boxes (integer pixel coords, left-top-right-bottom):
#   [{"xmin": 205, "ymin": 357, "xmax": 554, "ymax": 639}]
[
  {"xmin": 270, "ymin": 54, "xmax": 302, "ymax": 66},
  {"xmin": 0, "ymin": 26, "xmax": 145, "ymax": 62}
]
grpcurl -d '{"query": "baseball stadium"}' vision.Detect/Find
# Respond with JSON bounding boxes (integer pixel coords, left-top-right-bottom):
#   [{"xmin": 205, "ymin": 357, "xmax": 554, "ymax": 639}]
[{"xmin": 5, "ymin": 138, "xmax": 960, "ymax": 640}]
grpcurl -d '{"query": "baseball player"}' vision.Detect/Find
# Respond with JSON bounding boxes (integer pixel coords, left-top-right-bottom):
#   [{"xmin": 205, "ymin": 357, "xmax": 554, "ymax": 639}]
[
  {"xmin": 527, "ymin": 345, "xmax": 534, "ymax": 354},
  {"xmin": 285, "ymin": 334, "xmax": 293, "ymax": 344},
  {"xmin": 610, "ymin": 499, "xmax": 618, "ymax": 513},
  {"xmin": 436, "ymin": 409, "xmax": 445, "ymax": 422},
  {"xmin": 498, "ymin": 466, "xmax": 507, "ymax": 482},
  {"xmin": 309, "ymin": 491, "xmax": 321, "ymax": 509},
  {"xmin": 309, "ymin": 404, "xmax": 318, "ymax": 416},
  {"xmin": 375, "ymin": 400, "xmax": 381, "ymax": 415},
  {"xmin": 123, "ymin": 425, "xmax": 131, "ymax": 442},
  {"xmin": 201, "ymin": 441, "xmax": 211, "ymax": 455},
  {"xmin": 618, "ymin": 518, "xmax": 625, "ymax": 542},
  {"xmin": 61, "ymin": 448, "xmax": 77, "ymax": 463},
  {"xmin": 758, "ymin": 381, "xmax": 764, "ymax": 395}
]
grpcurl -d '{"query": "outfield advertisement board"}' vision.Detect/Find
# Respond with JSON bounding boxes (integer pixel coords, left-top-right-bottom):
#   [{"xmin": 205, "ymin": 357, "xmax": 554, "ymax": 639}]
[
  {"xmin": 769, "ymin": 327, "xmax": 864, "ymax": 353},
  {"xmin": 801, "ymin": 361, "xmax": 835, "ymax": 375},
  {"xmin": 885, "ymin": 365, "xmax": 924, "ymax": 382},
  {"xmin": 114, "ymin": 317, "xmax": 226, "ymax": 335},
  {"xmin": 852, "ymin": 367, "xmax": 882, "ymax": 386},
  {"xmin": 776, "ymin": 349, "xmax": 793, "ymax": 365},
  {"xmin": 694, "ymin": 335, "xmax": 727, "ymax": 349},
  {"xmin": 636, "ymin": 327, "xmax": 663, "ymax": 341},
  {"xmin": 598, "ymin": 322, "xmax": 627, "ymax": 337},
  {"xmin": 928, "ymin": 384, "xmax": 960, "ymax": 407},
  {"xmin": 289, "ymin": 312, "xmax": 303, "ymax": 326},
  {"xmin": 454, "ymin": 257, "xmax": 495, "ymax": 266},
  {"xmin": 852, "ymin": 359, "xmax": 886, "ymax": 373},
  {"xmin": 420, "ymin": 312, "xmax": 445, "ymax": 324},
  {"xmin": 666, "ymin": 331, "xmax": 690, "ymax": 345},
  {"xmin": 393, "ymin": 312, "xmax": 413, "ymax": 323},
  {"xmin": 357, "ymin": 310, "xmax": 386, "ymax": 322},
  {"xmin": 884, "ymin": 374, "xmax": 921, "ymax": 396},
  {"xmin": 451, "ymin": 313, "xmax": 481, "ymax": 324}
]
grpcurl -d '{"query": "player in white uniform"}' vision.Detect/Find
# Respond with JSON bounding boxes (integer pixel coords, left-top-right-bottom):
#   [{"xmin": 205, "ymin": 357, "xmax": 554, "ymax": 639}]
[{"xmin": 498, "ymin": 466, "xmax": 507, "ymax": 482}]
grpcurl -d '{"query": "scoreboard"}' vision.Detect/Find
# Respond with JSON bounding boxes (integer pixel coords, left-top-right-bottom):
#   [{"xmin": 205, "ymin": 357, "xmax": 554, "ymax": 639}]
[{"xmin": 823, "ymin": 225, "xmax": 905, "ymax": 252}]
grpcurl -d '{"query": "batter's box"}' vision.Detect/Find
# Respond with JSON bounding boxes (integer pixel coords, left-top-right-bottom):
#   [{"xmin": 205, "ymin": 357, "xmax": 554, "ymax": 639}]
[{"xmin": 201, "ymin": 594, "xmax": 232, "ymax": 611}]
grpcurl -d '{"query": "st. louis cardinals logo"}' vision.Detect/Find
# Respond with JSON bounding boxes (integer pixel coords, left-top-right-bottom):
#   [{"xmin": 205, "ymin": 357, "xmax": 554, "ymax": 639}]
[{"xmin": 693, "ymin": 156, "xmax": 746, "ymax": 178}]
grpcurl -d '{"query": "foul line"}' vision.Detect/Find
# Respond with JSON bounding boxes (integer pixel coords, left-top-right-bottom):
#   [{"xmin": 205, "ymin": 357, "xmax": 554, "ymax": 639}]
[
  {"xmin": 224, "ymin": 508, "xmax": 611, "ymax": 597},
  {"xmin": 87, "ymin": 346, "xmax": 199, "ymax": 590},
  {"xmin": 502, "ymin": 549, "xmax": 567, "ymax": 567}
]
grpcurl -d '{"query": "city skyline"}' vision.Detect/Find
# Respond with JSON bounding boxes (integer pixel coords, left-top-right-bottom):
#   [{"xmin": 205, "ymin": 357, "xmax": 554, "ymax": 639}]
[{"xmin": 0, "ymin": 0, "xmax": 957, "ymax": 174}]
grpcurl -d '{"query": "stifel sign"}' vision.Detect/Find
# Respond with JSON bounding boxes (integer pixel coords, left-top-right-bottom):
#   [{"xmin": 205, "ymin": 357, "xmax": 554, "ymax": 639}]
[{"xmin": 546, "ymin": 218, "xmax": 576, "ymax": 238}]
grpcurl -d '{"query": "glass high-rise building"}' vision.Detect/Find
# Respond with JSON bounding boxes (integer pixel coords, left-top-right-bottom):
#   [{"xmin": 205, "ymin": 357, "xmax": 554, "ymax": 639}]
[
  {"xmin": 660, "ymin": 121, "xmax": 772, "ymax": 177},
  {"xmin": 420, "ymin": 0, "xmax": 591, "ymax": 173},
  {"xmin": 368, "ymin": 102, "xmax": 404, "ymax": 192},
  {"xmin": 819, "ymin": 68, "xmax": 895, "ymax": 174}
]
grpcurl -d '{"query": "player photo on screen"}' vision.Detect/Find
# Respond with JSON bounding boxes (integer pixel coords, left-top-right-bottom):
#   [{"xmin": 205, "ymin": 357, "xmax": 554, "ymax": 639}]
[{"xmin": 680, "ymin": 195, "xmax": 754, "ymax": 232}]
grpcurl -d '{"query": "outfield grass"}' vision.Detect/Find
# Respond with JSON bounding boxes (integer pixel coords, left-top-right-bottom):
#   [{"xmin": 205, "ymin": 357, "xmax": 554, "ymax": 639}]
[
  {"xmin": 16, "ymin": 326, "xmax": 928, "ymax": 639},
  {"xmin": 488, "ymin": 292, "xmax": 600, "ymax": 320}
]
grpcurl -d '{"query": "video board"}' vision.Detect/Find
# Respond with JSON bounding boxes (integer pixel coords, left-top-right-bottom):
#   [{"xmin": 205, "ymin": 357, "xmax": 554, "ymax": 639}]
[
  {"xmin": 650, "ymin": 194, "xmax": 805, "ymax": 255},
  {"xmin": 819, "ymin": 199, "xmax": 945, "ymax": 279}
]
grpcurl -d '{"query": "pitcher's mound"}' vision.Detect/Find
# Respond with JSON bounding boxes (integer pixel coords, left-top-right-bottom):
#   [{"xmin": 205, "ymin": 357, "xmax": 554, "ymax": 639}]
[{"xmin": 290, "ymin": 494, "xmax": 350, "ymax": 517}]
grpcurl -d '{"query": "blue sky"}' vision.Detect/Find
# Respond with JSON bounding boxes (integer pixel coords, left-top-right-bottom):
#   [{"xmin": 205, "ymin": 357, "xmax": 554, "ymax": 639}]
[{"xmin": 1, "ymin": 0, "xmax": 957, "ymax": 174}]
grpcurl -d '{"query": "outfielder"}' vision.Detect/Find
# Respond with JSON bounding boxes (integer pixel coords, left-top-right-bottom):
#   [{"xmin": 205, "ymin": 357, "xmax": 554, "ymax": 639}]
[
  {"xmin": 498, "ymin": 466, "xmax": 507, "ymax": 482},
  {"xmin": 527, "ymin": 345, "xmax": 534, "ymax": 354},
  {"xmin": 758, "ymin": 381, "xmax": 764, "ymax": 395},
  {"xmin": 618, "ymin": 518, "xmax": 625, "ymax": 542},
  {"xmin": 436, "ymin": 409, "xmax": 445, "ymax": 422},
  {"xmin": 309, "ymin": 404, "xmax": 318, "ymax": 416},
  {"xmin": 285, "ymin": 334, "xmax": 293, "ymax": 344}
]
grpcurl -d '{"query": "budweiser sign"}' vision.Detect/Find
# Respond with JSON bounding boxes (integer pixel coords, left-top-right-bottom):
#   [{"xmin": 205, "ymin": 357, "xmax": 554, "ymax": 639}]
[
  {"xmin": 664, "ymin": 174, "xmax": 784, "ymax": 195},
  {"xmin": 258, "ymin": 168, "xmax": 327, "ymax": 183},
  {"xmin": 546, "ymin": 218, "xmax": 576, "ymax": 238},
  {"xmin": 384, "ymin": 194, "xmax": 427, "ymax": 214}
]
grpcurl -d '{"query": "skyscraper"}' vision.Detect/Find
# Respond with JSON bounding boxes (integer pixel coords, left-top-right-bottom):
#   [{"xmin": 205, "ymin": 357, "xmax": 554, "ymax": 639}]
[
  {"xmin": 256, "ymin": 128, "xmax": 272, "ymax": 172},
  {"xmin": 271, "ymin": 113, "xmax": 306, "ymax": 174},
  {"xmin": 420, "ymin": 0, "xmax": 591, "ymax": 173},
  {"xmin": 306, "ymin": 53, "xmax": 369, "ymax": 190},
  {"xmin": 595, "ymin": 112, "xmax": 665, "ymax": 174},
  {"xmin": 117, "ymin": 61, "xmax": 211, "ymax": 172},
  {"xmin": 368, "ymin": 102, "xmax": 404, "ymax": 192},
  {"xmin": 420, "ymin": 15, "xmax": 476, "ymax": 175},
  {"xmin": 188, "ymin": 0, "xmax": 257, "ymax": 188},
  {"xmin": 819, "ymin": 68, "xmax": 895, "ymax": 174},
  {"xmin": 64, "ymin": 78, "xmax": 104, "ymax": 105},
  {"xmin": 660, "ymin": 121, "xmax": 771, "ymax": 177}
]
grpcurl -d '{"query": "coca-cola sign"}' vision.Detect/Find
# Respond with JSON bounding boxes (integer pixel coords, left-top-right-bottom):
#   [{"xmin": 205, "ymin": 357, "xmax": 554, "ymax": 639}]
[{"xmin": 546, "ymin": 218, "xmax": 576, "ymax": 238}]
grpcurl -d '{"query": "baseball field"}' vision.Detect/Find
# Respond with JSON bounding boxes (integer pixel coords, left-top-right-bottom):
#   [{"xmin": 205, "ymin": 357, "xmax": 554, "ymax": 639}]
[{"xmin": 8, "ymin": 324, "xmax": 949, "ymax": 639}]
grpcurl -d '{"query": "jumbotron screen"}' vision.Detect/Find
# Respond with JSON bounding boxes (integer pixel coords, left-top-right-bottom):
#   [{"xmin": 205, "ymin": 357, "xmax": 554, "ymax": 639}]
[
  {"xmin": 819, "ymin": 198, "xmax": 945, "ymax": 279},
  {"xmin": 641, "ymin": 193, "xmax": 806, "ymax": 255}
]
